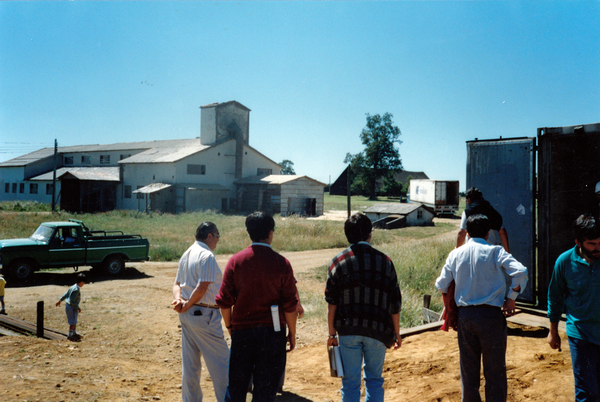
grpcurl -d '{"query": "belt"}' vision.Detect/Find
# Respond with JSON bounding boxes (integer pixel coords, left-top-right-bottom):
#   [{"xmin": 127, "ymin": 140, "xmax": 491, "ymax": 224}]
[
  {"xmin": 459, "ymin": 304, "xmax": 501, "ymax": 310},
  {"xmin": 194, "ymin": 303, "xmax": 219, "ymax": 309}
]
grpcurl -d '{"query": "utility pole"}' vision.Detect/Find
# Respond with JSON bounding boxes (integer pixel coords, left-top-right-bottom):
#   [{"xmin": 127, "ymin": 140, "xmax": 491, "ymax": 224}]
[
  {"xmin": 52, "ymin": 139, "xmax": 57, "ymax": 212},
  {"xmin": 346, "ymin": 165, "xmax": 351, "ymax": 218}
]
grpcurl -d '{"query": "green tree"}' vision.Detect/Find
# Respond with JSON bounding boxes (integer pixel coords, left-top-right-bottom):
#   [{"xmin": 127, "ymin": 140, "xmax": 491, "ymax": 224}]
[
  {"xmin": 345, "ymin": 113, "xmax": 403, "ymax": 199},
  {"xmin": 279, "ymin": 159, "xmax": 296, "ymax": 175}
]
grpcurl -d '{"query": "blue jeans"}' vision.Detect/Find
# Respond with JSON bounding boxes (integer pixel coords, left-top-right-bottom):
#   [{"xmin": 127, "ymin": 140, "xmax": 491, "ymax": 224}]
[
  {"xmin": 225, "ymin": 326, "xmax": 287, "ymax": 402},
  {"xmin": 338, "ymin": 335, "xmax": 386, "ymax": 402},
  {"xmin": 457, "ymin": 306, "xmax": 507, "ymax": 402},
  {"xmin": 569, "ymin": 337, "xmax": 600, "ymax": 402}
]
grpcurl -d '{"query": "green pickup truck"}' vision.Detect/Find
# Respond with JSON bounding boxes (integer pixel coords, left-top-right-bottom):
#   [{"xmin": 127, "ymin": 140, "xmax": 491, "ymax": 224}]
[{"xmin": 0, "ymin": 219, "xmax": 150, "ymax": 282}]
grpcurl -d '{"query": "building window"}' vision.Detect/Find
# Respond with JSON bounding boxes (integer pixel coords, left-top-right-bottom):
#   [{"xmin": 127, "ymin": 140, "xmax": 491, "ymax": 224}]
[
  {"xmin": 81, "ymin": 155, "xmax": 91, "ymax": 164},
  {"xmin": 12, "ymin": 183, "xmax": 17, "ymax": 193},
  {"xmin": 120, "ymin": 154, "xmax": 131, "ymax": 160},
  {"xmin": 417, "ymin": 210, "xmax": 423, "ymax": 219},
  {"xmin": 19, "ymin": 183, "xmax": 24, "ymax": 193},
  {"xmin": 187, "ymin": 164, "xmax": 206, "ymax": 175},
  {"xmin": 64, "ymin": 156, "xmax": 74, "ymax": 165},
  {"xmin": 136, "ymin": 185, "xmax": 144, "ymax": 200},
  {"xmin": 4, "ymin": 183, "xmax": 9, "ymax": 193},
  {"xmin": 46, "ymin": 183, "xmax": 53, "ymax": 195},
  {"xmin": 100, "ymin": 155, "xmax": 111, "ymax": 165},
  {"xmin": 30, "ymin": 183, "xmax": 38, "ymax": 194},
  {"xmin": 257, "ymin": 168, "xmax": 272, "ymax": 175},
  {"xmin": 124, "ymin": 185, "xmax": 132, "ymax": 199}
]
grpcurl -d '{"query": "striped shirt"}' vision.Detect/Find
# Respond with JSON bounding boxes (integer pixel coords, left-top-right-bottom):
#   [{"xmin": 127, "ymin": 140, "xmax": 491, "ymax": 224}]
[
  {"xmin": 176, "ymin": 241, "xmax": 222, "ymax": 305},
  {"xmin": 325, "ymin": 242, "xmax": 402, "ymax": 348}
]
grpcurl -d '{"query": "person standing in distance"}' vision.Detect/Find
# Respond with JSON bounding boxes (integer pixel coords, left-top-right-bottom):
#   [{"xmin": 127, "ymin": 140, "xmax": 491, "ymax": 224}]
[
  {"xmin": 548, "ymin": 214, "xmax": 600, "ymax": 401},
  {"xmin": 172, "ymin": 222, "xmax": 229, "ymax": 402},
  {"xmin": 325, "ymin": 213, "xmax": 402, "ymax": 402},
  {"xmin": 436, "ymin": 214, "xmax": 528, "ymax": 402},
  {"xmin": 457, "ymin": 187, "xmax": 510, "ymax": 252}
]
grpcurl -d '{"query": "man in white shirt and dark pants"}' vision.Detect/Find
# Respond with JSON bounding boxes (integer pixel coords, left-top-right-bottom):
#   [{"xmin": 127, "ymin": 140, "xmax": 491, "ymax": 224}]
[
  {"xmin": 436, "ymin": 214, "xmax": 528, "ymax": 402},
  {"xmin": 172, "ymin": 222, "xmax": 229, "ymax": 402}
]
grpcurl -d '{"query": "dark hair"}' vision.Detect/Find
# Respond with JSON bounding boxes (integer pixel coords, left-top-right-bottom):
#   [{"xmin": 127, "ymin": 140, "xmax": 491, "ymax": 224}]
[
  {"xmin": 466, "ymin": 214, "xmax": 490, "ymax": 239},
  {"xmin": 195, "ymin": 222, "xmax": 217, "ymax": 241},
  {"xmin": 76, "ymin": 273, "xmax": 87, "ymax": 284},
  {"xmin": 245, "ymin": 211, "xmax": 275, "ymax": 242},
  {"xmin": 344, "ymin": 213, "xmax": 372, "ymax": 244},
  {"xmin": 573, "ymin": 214, "xmax": 600, "ymax": 243},
  {"xmin": 465, "ymin": 187, "xmax": 483, "ymax": 201}
]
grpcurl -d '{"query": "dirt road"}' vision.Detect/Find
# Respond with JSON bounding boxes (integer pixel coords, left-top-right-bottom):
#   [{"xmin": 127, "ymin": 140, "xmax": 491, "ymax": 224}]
[{"xmin": 0, "ymin": 224, "xmax": 575, "ymax": 401}]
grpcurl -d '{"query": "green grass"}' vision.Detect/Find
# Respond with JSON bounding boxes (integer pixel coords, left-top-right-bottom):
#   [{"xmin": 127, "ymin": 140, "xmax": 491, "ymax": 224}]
[
  {"xmin": 0, "ymin": 207, "xmax": 455, "ymax": 261},
  {"xmin": 323, "ymin": 194, "xmax": 403, "ymax": 211},
  {"xmin": 0, "ymin": 199, "xmax": 458, "ymax": 328},
  {"xmin": 303, "ymin": 236, "xmax": 454, "ymax": 329},
  {"xmin": 0, "ymin": 201, "xmax": 53, "ymax": 212}
]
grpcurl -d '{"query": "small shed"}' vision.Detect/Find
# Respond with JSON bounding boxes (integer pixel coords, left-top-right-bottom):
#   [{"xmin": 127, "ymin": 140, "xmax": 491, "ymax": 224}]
[
  {"xmin": 364, "ymin": 202, "xmax": 434, "ymax": 229},
  {"xmin": 235, "ymin": 175, "xmax": 325, "ymax": 216}
]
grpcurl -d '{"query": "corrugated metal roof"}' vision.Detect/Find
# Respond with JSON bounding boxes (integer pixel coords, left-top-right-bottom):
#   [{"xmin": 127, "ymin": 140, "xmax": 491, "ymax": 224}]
[
  {"xmin": 363, "ymin": 202, "xmax": 424, "ymax": 215},
  {"xmin": 121, "ymin": 142, "xmax": 209, "ymax": 164},
  {"xmin": 0, "ymin": 139, "xmax": 202, "ymax": 167},
  {"xmin": 235, "ymin": 174, "xmax": 326, "ymax": 186},
  {"xmin": 133, "ymin": 183, "xmax": 172, "ymax": 194},
  {"xmin": 0, "ymin": 148, "xmax": 55, "ymax": 167},
  {"xmin": 29, "ymin": 167, "xmax": 120, "ymax": 182}
]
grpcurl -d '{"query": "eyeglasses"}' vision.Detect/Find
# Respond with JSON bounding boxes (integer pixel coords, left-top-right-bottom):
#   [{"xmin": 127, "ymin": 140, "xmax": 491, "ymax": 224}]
[{"xmin": 212, "ymin": 232, "xmax": 220, "ymax": 239}]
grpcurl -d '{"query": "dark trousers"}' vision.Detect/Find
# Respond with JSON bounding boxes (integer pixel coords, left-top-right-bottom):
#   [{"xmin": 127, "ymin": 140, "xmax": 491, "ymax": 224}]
[
  {"xmin": 225, "ymin": 326, "xmax": 287, "ymax": 402},
  {"xmin": 569, "ymin": 336, "xmax": 600, "ymax": 402},
  {"xmin": 457, "ymin": 305, "xmax": 507, "ymax": 402}
]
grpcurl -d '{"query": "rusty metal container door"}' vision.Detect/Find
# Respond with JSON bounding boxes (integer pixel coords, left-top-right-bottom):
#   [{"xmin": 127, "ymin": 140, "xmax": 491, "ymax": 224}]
[
  {"xmin": 466, "ymin": 138, "xmax": 536, "ymax": 303},
  {"xmin": 538, "ymin": 123, "xmax": 600, "ymax": 308}
]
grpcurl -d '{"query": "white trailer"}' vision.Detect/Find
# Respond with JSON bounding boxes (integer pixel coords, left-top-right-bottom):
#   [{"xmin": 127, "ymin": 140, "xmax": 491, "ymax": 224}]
[{"xmin": 409, "ymin": 180, "xmax": 459, "ymax": 215}]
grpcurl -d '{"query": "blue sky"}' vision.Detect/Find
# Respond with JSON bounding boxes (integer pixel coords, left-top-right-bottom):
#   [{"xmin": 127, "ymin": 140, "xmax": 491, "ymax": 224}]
[{"xmin": 1, "ymin": 1, "xmax": 599, "ymax": 191}]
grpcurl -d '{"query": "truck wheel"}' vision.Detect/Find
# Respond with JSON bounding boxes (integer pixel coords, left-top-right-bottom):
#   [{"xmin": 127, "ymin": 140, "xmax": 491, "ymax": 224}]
[
  {"xmin": 103, "ymin": 256, "xmax": 125, "ymax": 276},
  {"xmin": 9, "ymin": 260, "xmax": 34, "ymax": 282}
]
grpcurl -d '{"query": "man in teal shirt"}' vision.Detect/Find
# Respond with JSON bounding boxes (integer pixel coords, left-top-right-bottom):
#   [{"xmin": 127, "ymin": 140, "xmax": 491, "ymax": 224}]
[{"xmin": 548, "ymin": 213, "xmax": 600, "ymax": 402}]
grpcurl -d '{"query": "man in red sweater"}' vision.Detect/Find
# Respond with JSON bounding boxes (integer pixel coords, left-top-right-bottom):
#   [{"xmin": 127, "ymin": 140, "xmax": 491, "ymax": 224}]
[{"xmin": 216, "ymin": 211, "xmax": 298, "ymax": 402}]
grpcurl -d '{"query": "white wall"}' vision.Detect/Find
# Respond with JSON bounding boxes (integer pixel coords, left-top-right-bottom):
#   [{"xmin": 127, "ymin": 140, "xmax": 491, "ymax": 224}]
[
  {"xmin": 242, "ymin": 146, "xmax": 281, "ymax": 178},
  {"xmin": 405, "ymin": 208, "xmax": 435, "ymax": 226},
  {"xmin": 280, "ymin": 178, "xmax": 324, "ymax": 216},
  {"xmin": 0, "ymin": 167, "xmax": 57, "ymax": 203}
]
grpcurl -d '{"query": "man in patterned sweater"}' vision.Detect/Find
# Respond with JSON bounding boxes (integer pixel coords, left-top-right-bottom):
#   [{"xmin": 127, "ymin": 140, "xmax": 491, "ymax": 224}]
[{"xmin": 325, "ymin": 213, "xmax": 402, "ymax": 402}]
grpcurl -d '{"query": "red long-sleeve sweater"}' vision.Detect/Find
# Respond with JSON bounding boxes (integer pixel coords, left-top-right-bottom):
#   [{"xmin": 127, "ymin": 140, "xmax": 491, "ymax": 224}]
[{"xmin": 215, "ymin": 244, "xmax": 298, "ymax": 330}]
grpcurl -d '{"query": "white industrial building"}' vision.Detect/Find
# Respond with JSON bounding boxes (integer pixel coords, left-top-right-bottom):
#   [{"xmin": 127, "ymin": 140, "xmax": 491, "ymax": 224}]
[{"xmin": 0, "ymin": 101, "xmax": 325, "ymax": 215}]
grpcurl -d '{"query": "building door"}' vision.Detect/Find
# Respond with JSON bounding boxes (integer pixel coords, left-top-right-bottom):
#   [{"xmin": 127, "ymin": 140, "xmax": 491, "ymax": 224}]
[{"xmin": 466, "ymin": 137, "xmax": 536, "ymax": 303}]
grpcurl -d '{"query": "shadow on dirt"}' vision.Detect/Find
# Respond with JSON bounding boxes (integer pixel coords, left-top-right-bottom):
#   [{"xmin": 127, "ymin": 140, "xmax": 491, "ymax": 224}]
[
  {"xmin": 2, "ymin": 266, "xmax": 152, "ymax": 288},
  {"xmin": 276, "ymin": 391, "xmax": 314, "ymax": 402},
  {"xmin": 507, "ymin": 325, "xmax": 549, "ymax": 339}
]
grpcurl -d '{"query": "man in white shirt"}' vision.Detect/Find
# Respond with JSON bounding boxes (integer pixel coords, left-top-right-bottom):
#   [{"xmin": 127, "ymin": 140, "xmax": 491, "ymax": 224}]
[
  {"xmin": 172, "ymin": 222, "xmax": 229, "ymax": 402},
  {"xmin": 436, "ymin": 214, "xmax": 528, "ymax": 402}
]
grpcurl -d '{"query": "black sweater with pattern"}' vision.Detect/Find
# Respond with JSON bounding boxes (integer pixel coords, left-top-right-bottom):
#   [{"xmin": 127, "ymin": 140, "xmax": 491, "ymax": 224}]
[{"xmin": 325, "ymin": 243, "xmax": 402, "ymax": 348}]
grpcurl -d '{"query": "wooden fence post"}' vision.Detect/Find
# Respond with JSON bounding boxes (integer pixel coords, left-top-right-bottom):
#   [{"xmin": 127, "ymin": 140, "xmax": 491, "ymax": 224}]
[{"xmin": 37, "ymin": 301, "xmax": 44, "ymax": 338}]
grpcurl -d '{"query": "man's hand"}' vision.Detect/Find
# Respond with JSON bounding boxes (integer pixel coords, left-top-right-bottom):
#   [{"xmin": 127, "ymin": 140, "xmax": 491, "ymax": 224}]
[
  {"xmin": 502, "ymin": 298, "xmax": 517, "ymax": 317},
  {"xmin": 547, "ymin": 331, "xmax": 562, "ymax": 351},
  {"xmin": 287, "ymin": 331, "xmax": 296, "ymax": 352},
  {"xmin": 327, "ymin": 336, "xmax": 339, "ymax": 347},
  {"xmin": 297, "ymin": 303, "xmax": 305, "ymax": 318},
  {"xmin": 547, "ymin": 322, "xmax": 562, "ymax": 351},
  {"xmin": 393, "ymin": 334, "xmax": 402, "ymax": 350},
  {"xmin": 171, "ymin": 298, "xmax": 185, "ymax": 313}
]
